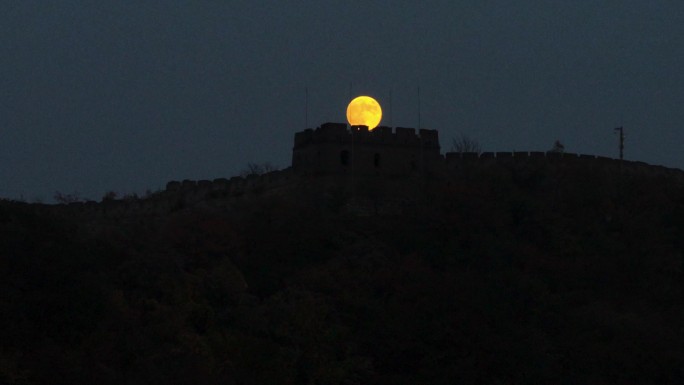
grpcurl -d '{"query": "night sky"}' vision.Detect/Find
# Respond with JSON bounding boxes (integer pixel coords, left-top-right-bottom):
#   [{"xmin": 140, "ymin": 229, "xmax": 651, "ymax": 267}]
[{"xmin": 2, "ymin": 1, "xmax": 683, "ymax": 202}]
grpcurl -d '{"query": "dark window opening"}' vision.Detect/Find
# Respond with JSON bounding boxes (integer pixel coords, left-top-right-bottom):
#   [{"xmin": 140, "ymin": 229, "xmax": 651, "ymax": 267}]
[
  {"xmin": 374, "ymin": 153, "xmax": 381, "ymax": 168},
  {"xmin": 340, "ymin": 150, "xmax": 350, "ymax": 166}
]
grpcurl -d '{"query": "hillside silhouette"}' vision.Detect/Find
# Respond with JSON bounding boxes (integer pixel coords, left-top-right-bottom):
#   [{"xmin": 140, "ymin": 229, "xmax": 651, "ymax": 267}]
[{"xmin": 2, "ymin": 159, "xmax": 684, "ymax": 384}]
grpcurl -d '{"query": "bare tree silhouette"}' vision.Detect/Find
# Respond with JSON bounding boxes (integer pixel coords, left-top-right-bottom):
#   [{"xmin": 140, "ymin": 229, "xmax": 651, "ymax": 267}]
[
  {"xmin": 451, "ymin": 134, "xmax": 481, "ymax": 154},
  {"xmin": 240, "ymin": 162, "xmax": 277, "ymax": 177},
  {"xmin": 549, "ymin": 140, "xmax": 565, "ymax": 153}
]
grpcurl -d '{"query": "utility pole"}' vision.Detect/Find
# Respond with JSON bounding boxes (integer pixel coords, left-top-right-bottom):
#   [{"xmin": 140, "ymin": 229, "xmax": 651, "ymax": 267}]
[
  {"xmin": 389, "ymin": 87, "xmax": 393, "ymax": 127},
  {"xmin": 614, "ymin": 126, "xmax": 624, "ymax": 161},
  {"xmin": 614, "ymin": 126, "xmax": 625, "ymax": 175},
  {"xmin": 417, "ymin": 86, "xmax": 421, "ymax": 129},
  {"xmin": 351, "ymin": 125, "xmax": 359, "ymax": 203}
]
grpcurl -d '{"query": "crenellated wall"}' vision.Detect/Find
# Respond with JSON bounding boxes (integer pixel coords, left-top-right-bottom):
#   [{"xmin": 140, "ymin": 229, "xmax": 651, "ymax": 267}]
[
  {"xmin": 443, "ymin": 151, "xmax": 683, "ymax": 177},
  {"xmin": 290, "ymin": 123, "xmax": 684, "ymax": 181},
  {"xmin": 45, "ymin": 125, "xmax": 684, "ymax": 220},
  {"xmin": 292, "ymin": 122, "xmax": 442, "ymax": 177},
  {"xmin": 49, "ymin": 168, "xmax": 299, "ymax": 220}
]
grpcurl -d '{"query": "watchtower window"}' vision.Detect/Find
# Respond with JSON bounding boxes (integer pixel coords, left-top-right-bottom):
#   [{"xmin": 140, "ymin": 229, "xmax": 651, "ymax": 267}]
[
  {"xmin": 374, "ymin": 153, "xmax": 381, "ymax": 168},
  {"xmin": 340, "ymin": 150, "xmax": 350, "ymax": 166}
]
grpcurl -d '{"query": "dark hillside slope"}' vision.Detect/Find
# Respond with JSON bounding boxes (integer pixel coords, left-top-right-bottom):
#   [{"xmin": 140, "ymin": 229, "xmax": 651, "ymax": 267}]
[{"xmin": 1, "ymin": 162, "xmax": 684, "ymax": 384}]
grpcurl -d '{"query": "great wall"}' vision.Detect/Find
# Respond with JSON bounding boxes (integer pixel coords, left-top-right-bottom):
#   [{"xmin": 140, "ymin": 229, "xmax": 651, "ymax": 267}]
[{"xmin": 39, "ymin": 122, "xmax": 683, "ymax": 219}]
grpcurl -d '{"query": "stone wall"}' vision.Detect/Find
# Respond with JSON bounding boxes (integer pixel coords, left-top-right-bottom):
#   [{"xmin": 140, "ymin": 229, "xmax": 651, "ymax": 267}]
[
  {"xmin": 46, "ymin": 127, "xmax": 684, "ymax": 220},
  {"xmin": 292, "ymin": 123, "xmax": 442, "ymax": 177},
  {"xmin": 443, "ymin": 151, "xmax": 684, "ymax": 179},
  {"xmin": 50, "ymin": 168, "xmax": 298, "ymax": 220}
]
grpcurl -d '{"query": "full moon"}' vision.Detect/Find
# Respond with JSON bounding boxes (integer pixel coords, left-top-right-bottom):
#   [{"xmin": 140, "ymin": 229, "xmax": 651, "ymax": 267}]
[{"xmin": 346, "ymin": 96, "xmax": 382, "ymax": 130}]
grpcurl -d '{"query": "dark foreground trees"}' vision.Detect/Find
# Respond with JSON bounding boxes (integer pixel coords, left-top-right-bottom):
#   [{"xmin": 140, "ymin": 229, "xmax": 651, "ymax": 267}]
[{"xmin": 1, "ymin": 163, "xmax": 683, "ymax": 384}]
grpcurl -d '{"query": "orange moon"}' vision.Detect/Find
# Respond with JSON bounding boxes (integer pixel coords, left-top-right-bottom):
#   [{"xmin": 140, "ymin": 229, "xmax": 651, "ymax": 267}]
[{"xmin": 346, "ymin": 96, "xmax": 382, "ymax": 130}]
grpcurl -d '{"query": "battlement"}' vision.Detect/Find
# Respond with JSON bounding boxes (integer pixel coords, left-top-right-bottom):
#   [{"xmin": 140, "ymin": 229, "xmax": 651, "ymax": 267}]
[
  {"xmin": 47, "ymin": 141, "xmax": 683, "ymax": 221},
  {"xmin": 292, "ymin": 122, "xmax": 441, "ymax": 176},
  {"xmin": 441, "ymin": 151, "xmax": 684, "ymax": 181},
  {"xmin": 294, "ymin": 122, "xmax": 440, "ymax": 149},
  {"xmin": 291, "ymin": 122, "xmax": 684, "ymax": 182},
  {"xmin": 44, "ymin": 122, "xmax": 684, "ymax": 221}
]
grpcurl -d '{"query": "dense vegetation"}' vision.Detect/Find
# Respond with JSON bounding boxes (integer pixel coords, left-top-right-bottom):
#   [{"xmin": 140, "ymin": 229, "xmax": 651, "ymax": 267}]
[{"xmin": 1, "ymin": 163, "xmax": 683, "ymax": 384}]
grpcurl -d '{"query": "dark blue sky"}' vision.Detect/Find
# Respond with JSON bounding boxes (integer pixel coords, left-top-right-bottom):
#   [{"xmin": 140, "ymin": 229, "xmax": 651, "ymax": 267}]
[{"xmin": 2, "ymin": 1, "xmax": 683, "ymax": 201}]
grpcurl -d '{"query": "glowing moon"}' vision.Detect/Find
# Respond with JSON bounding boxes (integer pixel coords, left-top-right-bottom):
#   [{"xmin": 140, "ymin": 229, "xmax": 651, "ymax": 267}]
[{"xmin": 346, "ymin": 96, "xmax": 382, "ymax": 130}]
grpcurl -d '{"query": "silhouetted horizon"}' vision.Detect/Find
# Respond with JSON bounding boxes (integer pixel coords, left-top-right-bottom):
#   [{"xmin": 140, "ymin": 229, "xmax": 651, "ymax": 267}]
[{"xmin": 2, "ymin": 2, "xmax": 683, "ymax": 201}]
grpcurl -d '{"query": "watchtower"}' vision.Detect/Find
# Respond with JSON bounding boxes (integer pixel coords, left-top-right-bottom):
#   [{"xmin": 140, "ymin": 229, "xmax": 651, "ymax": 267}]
[{"xmin": 292, "ymin": 122, "xmax": 441, "ymax": 176}]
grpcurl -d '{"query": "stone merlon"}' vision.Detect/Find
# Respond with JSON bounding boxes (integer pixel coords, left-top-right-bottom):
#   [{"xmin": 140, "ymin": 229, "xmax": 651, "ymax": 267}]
[{"xmin": 292, "ymin": 122, "xmax": 441, "ymax": 176}]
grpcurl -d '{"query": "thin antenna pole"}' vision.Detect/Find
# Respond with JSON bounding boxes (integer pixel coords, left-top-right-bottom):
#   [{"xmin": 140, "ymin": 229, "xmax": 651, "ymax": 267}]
[
  {"xmin": 614, "ymin": 126, "xmax": 624, "ymax": 161},
  {"xmin": 351, "ymin": 111, "xmax": 355, "ymax": 199},
  {"xmin": 418, "ymin": 86, "xmax": 421, "ymax": 129},
  {"xmin": 614, "ymin": 126, "xmax": 625, "ymax": 176},
  {"xmin": 305, "ymin": 87, "xmax": 308, "ymax": 129},
  {"xmin": 389, "ymin": 87, "xmax": 393, "ymax": 127}
]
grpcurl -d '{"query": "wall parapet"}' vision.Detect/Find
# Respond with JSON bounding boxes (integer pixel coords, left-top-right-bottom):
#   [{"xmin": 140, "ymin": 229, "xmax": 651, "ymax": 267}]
[
  {"xmin": 44, "ymin": 124, "xmax": 684, "ymax": 221},
  {"xmin": 443, "ymin": 150, "xmax": 684, "ymax": 178},
  {"xmin": 293, "ymin": 122, "xmax": 440, "ymax": 150}
]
